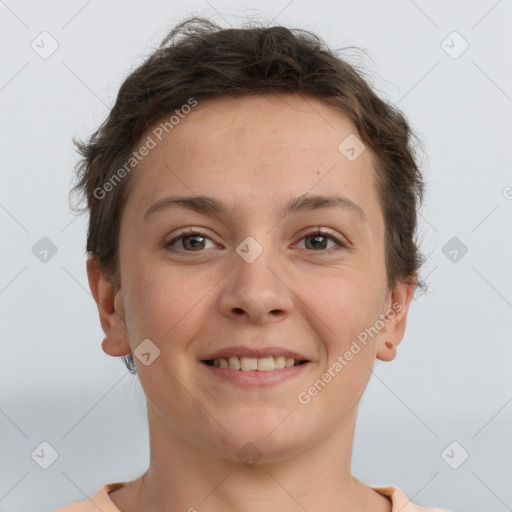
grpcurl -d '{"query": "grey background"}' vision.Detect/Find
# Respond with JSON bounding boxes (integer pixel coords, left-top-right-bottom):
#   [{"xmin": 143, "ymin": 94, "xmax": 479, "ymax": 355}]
[{"xmin": 1, "ymin": 1, "xmax": 511, "ymax": 511}]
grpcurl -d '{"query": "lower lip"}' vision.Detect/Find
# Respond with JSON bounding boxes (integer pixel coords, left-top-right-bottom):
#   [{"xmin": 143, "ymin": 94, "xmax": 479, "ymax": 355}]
[{"xmin": 201, "ymin": 361, "xmax": 311, "ymax": 387}]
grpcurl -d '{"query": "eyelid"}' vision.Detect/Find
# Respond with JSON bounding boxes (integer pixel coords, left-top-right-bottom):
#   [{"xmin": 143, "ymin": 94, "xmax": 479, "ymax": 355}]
[
  {"xmin": 293, "ymin": 227, "xmax": 348, "ymax": 252},
  {"xmin": 164, "ymin": 227, "xmax": 215, "ymax": 248}
]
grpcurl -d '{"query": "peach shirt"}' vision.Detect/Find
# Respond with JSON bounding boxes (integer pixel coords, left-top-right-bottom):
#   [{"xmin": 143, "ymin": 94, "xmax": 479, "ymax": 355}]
[{"xmin": 55, "ymin": 481, "xmax": 452, "ymax": 511}]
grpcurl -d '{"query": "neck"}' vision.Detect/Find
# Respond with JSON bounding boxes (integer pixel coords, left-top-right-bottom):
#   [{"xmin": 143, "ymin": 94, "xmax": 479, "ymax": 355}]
[{"xmin": 111, "ymin": 403, "xmax": 391, "ymax": 512}]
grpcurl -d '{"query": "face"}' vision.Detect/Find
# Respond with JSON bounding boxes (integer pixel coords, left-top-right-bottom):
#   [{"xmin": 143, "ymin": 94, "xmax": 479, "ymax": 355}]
[{"xmin": 91, "ymin": 93, "xmax": 414, "ymax": 463}]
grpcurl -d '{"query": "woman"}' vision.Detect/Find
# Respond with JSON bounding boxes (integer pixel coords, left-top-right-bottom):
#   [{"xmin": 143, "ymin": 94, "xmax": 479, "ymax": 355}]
[{"xmin": 57, "ymin": 16, "xmax": 450, "ymax": 512}]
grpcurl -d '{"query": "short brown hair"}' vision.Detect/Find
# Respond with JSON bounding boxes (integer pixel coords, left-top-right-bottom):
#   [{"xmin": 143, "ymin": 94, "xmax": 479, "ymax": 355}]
[{"xmin": 70, "ymin": 16, "xmax": 427, "ymax": 374}]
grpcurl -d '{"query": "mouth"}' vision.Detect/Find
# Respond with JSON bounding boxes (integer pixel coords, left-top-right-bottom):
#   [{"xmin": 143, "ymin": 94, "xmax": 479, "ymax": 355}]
[
  {"xmin": 199, "ymin": 345, "xmax": 312, "ymax": 387},
  {"xmin": 200, "ymin": 350, "xmax": 312, "ymax": 387},
  {"xmin": 202, "ymin": 356, "xmax": 308, "ymax": 371}
]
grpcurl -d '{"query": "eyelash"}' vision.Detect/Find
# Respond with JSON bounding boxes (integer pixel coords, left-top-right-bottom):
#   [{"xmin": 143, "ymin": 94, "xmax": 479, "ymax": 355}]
[{"xmin": 164, "ymin": 227, "xmax": 347, "ymax": 255}]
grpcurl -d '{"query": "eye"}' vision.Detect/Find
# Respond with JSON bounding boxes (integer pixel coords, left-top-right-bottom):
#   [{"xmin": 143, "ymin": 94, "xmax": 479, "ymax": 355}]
[
  {"xmin": 164, "ymin": 227, "xmax": 347, "ymax": 255},
  {"xmin": 164, "ymin": 228, "xmax": 216, "ymax": 253},
  {"xmin": 295, "ymin": 228, "xmax": 347, "ymax": 253}
]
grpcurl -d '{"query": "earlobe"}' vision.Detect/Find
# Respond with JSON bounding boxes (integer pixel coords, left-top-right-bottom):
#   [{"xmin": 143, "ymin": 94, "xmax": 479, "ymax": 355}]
[
  {"xmin": 86, "ymin": 255, "xmax": 132, "ymax": 357},
  {"xmin": 375, "ymin": 279, "xmax": 416, "ymax": 362},
  {"xmin": 376, "ymin": 340, "xmax": 397, "ymax": 362}
]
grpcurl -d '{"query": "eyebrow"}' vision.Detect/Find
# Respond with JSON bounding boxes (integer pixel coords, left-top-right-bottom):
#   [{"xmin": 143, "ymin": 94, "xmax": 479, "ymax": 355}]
[{"xmin": 143, "ymin": 193, "xmax": 367, "ymax": 223}]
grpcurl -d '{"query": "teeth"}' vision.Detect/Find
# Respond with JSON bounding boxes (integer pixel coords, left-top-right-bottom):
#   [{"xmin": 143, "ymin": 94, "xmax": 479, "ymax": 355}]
[
  {"xmin": 228, "ymin": 356, "xmax": 241, "ymax": 370},
  {"xmin": 211, "ymin": 356, "xmax": 303, "ymax": 371},
  {"xmin": 240, "ymin": 357, "xmax": 257, "ymax": 371},
  {"xmin": 257, "ymin": 357, "xmax": 274, "ymax": 371},
  {"xmin": 274, "ymin": 356, "xmax": 286, "ymax": 368}
]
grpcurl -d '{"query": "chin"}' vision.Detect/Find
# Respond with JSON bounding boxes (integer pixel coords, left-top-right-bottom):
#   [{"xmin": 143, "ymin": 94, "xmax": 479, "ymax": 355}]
[{"xmin": 205, "ymin": 417, "xmax": 308, "ymax": 464}]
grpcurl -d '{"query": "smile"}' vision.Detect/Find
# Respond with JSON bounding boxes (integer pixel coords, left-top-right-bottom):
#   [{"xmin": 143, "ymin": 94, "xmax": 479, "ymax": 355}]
[
  {"xmin": 203, "ymin": 356, "xmax": 307, "ymax": 371},
  {"xmin": 201, "ymin": 358, "xmax": 311, "ymax": 388}
]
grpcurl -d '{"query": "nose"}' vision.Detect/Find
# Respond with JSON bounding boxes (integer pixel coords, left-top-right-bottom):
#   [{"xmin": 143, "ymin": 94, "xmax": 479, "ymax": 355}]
[{"xmin": 219, "ymin": 241, "xmax": 294, "ymax": 324}]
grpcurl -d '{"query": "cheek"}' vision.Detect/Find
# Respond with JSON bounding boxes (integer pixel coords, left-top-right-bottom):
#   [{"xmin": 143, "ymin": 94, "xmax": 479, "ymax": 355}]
[
  {"xmin": 301, "ymin": 282, "xmax": 379, "ymax": 408},
  {"xmin": 123, "ymin": 265, "xmax": 215, "ymax": 352},
  {"xmin": 305, "ymin": 280, "xmax": 382, "ymax": 407},
  {"xmin": 307, "ymin": 275, "xmax": 383, "ymax": 349}
]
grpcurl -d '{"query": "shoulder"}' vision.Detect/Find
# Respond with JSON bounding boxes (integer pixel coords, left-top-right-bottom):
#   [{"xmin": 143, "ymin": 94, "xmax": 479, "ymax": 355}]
[
  {"xmin": 371, "ymin": 485, "xmax": 453, "ymax": 512},
  {"xmin": 54, "ymin": 481, "xmax": 130, "ymax": 512}
]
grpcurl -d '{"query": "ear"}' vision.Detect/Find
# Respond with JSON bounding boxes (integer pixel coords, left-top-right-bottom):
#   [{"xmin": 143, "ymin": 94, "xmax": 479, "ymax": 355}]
[
  {"xmin": 376, "ymin": 279, "xmax": 416, "ymax": 362},
  {"xmin": 86, "ymin": 255, "xmax": 131, "ymax": 357}
]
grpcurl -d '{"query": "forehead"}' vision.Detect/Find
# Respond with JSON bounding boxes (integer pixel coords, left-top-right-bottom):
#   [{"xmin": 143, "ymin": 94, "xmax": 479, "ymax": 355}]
[
  {"xmin": 144, "ymin": 93, "xmax": 364, "ymax": 159},
  {"xmin": 125, "ymin": 93, "xmax": 380, "ymax": 221}
]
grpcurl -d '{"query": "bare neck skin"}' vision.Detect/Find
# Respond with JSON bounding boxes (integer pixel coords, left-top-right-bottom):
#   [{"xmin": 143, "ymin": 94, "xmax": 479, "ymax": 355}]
[{"xmin": 109, "ymin": 404, "xmax": 392, "ymax": 512}]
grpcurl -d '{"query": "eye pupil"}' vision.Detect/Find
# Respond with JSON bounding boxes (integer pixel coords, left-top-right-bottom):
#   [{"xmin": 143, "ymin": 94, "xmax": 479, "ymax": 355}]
[
  {"xmin": 307, "ymin": 235, "xmax": 327, "ymax": 250},
  {"xmin": 183, "ymin": 235, "xmax": 205, "ymax": 250}
]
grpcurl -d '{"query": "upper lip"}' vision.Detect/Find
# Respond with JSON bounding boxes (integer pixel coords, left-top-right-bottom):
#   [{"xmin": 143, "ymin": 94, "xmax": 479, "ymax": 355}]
[{"xmin": 201, "ymin": 345, "xmax": 310, "ymax": 361}]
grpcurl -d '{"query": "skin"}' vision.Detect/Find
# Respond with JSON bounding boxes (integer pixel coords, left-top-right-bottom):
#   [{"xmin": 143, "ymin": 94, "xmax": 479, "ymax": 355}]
[{"xmin": 87, "ymin": 93, "xmax": 415, "ymax": 512}]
